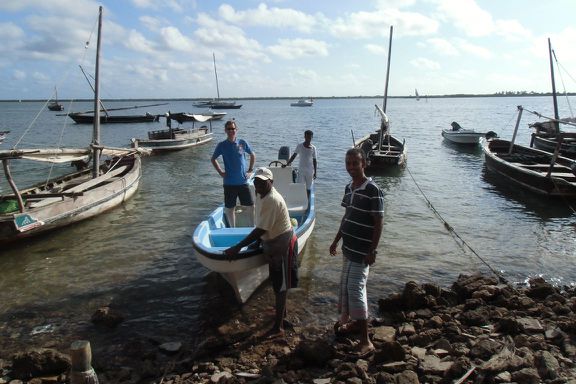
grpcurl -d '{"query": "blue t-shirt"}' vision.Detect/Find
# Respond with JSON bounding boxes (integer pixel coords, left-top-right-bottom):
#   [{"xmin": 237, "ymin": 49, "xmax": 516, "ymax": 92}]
[{"xmin": 212, "ymin": 138, "xmax": 253, "ymax": 185}]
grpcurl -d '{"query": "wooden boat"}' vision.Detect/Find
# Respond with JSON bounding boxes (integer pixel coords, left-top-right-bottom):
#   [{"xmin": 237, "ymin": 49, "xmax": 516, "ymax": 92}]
[
  {"xmin": 68, "ymin": 111, "xmax": 160, "ymax": 124},
  {"xmin": 192, "ymin": 162, "xmax": 315, "ymax": 303},
  {"xmin": 0, "ymin": 6, "xmax": 148, "ymax": 245},
  {"xmin": 353, "ymin": 26, "xmax": 406, "ymax": 171},
  {"xmin": 194, "ymin": 53, "xmax": 242, "ymax": 110},
  {"xmin": 168, "ymin": 111, "xmax": 226, "ymax": 124},
  {"xmin": 47, "ymin": 87, "xmax": 64, "ymax": 111},
  {"xmin": 131, "ymin": 113, "xmax": 214, "ymax": 152},
  {"xmin": 530, "ymin": 38, "xmax": 576, "ymax": 158},
  {"xmin": 442, "ymin": 122, "xmax": 487, "ymax": 145},
  {"xmin": 483, "ymin": 106, "xmax": 576, "ymax": 198},
  {"xmin": 290, "ymin": 99, "xmax": 313, "ymax": 107}
]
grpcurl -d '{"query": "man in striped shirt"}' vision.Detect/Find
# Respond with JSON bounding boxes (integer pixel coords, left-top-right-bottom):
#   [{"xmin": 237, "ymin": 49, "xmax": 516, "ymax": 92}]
[{"xmin": 329, "ymin": 148, "xmax": 384, "ymax": 356}]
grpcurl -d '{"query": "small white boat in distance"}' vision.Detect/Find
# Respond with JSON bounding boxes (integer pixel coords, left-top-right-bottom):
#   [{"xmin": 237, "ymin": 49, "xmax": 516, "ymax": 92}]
[
  {"xmin": 290, "ymin": 98, "xmax": 313, "ymax": 107},
  {"xmin": 442, "ymin": 121, "xmax": 486, "ymax": 145},
  {"xmin": 192, "ymin": 159, "xmax": 316, "ymax": 303}
]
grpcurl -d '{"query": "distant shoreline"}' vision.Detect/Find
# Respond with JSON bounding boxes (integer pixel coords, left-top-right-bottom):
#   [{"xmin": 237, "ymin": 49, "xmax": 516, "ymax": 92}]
[{"xmin": 1, "ymin": 92, "xmax": 572, "ymax": 103}]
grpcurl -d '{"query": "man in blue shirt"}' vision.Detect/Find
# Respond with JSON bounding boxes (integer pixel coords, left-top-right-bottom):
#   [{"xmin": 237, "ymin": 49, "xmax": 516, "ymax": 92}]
[{"xmin": 211, "ymin": 120, "xmax": 256, "ymax": 227}]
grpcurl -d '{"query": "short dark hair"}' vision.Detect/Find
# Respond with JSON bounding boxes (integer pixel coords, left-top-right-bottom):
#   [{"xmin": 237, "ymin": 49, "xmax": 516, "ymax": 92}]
[
  {"xmin": 346, "ymin": 147, "xmax": 366, "ymax": 161},
  {"xmin": 304, "ymin": 130, "xmax": 313, "ymax": 136},
  {"xmin": 225, "ymin": 120, "xmax": 236, "ymax": 128}
]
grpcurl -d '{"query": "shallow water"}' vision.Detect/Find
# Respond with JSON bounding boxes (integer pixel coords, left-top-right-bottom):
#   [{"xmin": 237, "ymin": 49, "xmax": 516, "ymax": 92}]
[{"xmin": 1, "ymin": 96, "xmax": 575, "ymax": 349}]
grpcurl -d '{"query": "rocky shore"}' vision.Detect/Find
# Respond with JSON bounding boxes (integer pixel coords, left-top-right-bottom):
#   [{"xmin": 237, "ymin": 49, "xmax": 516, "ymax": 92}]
[{"xmin": 1, "ymin": 273, "xmax": 575, "ymax": 383}]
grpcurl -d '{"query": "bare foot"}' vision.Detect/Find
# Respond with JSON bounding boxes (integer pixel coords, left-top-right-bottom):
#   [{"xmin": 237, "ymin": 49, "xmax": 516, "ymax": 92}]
[
  {"xmin": 352, "ymin": 341, "xmax": 375, "ymax": 357},
  {"xmin": 262, "ymin": 327, "xmax": 285, "ymax": 340}
]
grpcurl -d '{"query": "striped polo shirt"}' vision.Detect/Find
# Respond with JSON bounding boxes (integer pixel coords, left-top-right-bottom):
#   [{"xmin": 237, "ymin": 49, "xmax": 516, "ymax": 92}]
[{"xmin": 340, "ymin": 178, "xmax": 384, "ymax": 263}]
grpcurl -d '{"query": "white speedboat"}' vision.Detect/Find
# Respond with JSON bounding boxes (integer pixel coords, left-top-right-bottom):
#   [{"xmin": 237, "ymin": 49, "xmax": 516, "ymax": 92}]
[
  {"xmin": 442, "ymin": 122, "xmax": 486, "ymax": 145},
  {"xmin": 290, "ymin": 99, "xmax": 313, "ymax": 107},
  {"xmin": 192, "ymin": 161, "xmax": 315, "ymax": 303}
]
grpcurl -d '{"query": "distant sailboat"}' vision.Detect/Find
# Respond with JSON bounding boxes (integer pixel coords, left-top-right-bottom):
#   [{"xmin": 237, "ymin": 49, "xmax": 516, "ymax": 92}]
[
  {"xmin": 48, "ymin": 86, "xmax": 64, "ymax": 111},
  {"xmin": 415, "ymin": 89, "xmax": 420, "ymax": 101},
  {"xmin": 194, "ymin": 53, "xmax": 242, "ymax": 110}
]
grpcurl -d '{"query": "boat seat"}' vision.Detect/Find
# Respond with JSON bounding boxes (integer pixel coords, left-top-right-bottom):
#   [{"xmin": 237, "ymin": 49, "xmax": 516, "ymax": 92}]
[
  {"xmin": 29, "ymin": 166, "xmax": 127, "ymax": 208},
  {"xmin": 283, "ymin": 183, "xmax": 309, "ymax": 216},
  {"xmin": 270, "ymin": 166, "xmax": 294, "ymax": 193},
  {"xmin": 209, "ymin": 227, "xmax": 253, "ymax": 247},
  {"xmin": 550, "ymin": 172, "xmax": 576, "ymax": 181}
]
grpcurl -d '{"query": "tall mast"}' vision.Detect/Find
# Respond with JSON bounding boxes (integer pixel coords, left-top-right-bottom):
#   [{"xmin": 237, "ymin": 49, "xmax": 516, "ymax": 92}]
[
  {"xmin": 213, "ymin": 53, "xmax": 221, "ymax": 100},
  {"xmin": 382, "ymin": 25, "xmax": 393, "ymax": 113},
  {"xmin": 548, "ymin": 38, "xmax": 560, "ymax": 133},
  {"xmin": 92, "ymin": 6, "xmax": 102, "ymax": 178}
]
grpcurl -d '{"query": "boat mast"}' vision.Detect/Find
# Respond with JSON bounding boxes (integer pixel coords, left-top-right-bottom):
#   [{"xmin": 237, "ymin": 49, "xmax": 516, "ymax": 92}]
[
  {"xmin": 213, "ymin": 53, "xmax": 221, "ymax": 100},
  {"xmin": 379, "ymin": 25, "xmax": 393, "ymax": 151},
  {"xmin": 92, "ymin": 6, "xmax": 102, "ymax": 178},
  {"xmin": 548, "ymin": 38, "xmax": 560, "ymax": 133}
]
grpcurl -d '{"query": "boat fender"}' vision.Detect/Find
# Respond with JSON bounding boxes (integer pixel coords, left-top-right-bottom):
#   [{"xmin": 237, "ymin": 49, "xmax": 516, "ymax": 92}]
[
  {"xmin": 278, "ymin": 146, "xmax": 290, "ymax": 162},
  {"xmin": 485, "ymin": 131, "xmax": 498, "ymax": 140}
]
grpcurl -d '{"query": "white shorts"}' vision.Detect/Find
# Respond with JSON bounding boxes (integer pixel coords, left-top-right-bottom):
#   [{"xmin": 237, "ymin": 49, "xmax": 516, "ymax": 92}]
[{"xmin": 297, "ymin": 170, "xmax": 314, "ymax": 190}]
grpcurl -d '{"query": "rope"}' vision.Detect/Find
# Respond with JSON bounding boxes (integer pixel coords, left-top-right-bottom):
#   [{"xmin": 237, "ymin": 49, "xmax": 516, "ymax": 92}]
[
  {"xmin": 404, "ymin": 165, "xmax": 507, "ymax": 284},
  {"xmin": 552, "ymin": 49, "xmax": 575, "ymax": 118},
  {"xmin": 522, "ymin": 107, "xmax": 576, "ymax": 127}
]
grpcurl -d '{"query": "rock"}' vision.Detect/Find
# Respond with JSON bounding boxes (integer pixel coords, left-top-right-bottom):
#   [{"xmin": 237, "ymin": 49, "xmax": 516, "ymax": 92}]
[
  {"xmin": 372, "ymin": 326, "xmax": 396, "ymax": 342},
  {"xmin": 159, "ymin": 342, "xmax": 182, "ymax": 355},
  {"xmin": 526, "ymin": 277, "xmax": 557, "ymax": 299},
  {"xmin": 535, "ymin": 350, "xmax": 559, "ymax": 379},
  {"xmin": 469, "ymin": 338, "xmax": 501, "ymax": 360},
  {"xmin": 373, "ymin": 341, "xmax": 405, "ymax": 363},
  {"xmin": 394, "ymin": 370, "xmax": 419, "ymax": 384},
  {"xmin": 419, "ymin": 355, "xmax": 453, "ymax": 376},
  {"xmin": 294, "ymin": 339, "xmax": 334, "ymax": 367},
  {"xmin": 91, "ymin": 306, "xmax": 124, "ymax": 328},
  {"xmin": 10, "ymin": 349, "xmax": 71, "ymax": 380},
  {"xmin": 511, "ymin": 367, "xmax": 540, "ymax": 384}
]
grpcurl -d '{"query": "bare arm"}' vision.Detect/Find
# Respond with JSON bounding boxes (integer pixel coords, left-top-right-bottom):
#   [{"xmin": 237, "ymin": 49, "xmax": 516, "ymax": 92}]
[
  {"xmin": 364, "ymin": 215, "xmax": 383, "ymax": 265},
  {"xmin": 211, "ymin": 158, "xmax": 225, "ymax": 177},
  {"xmin": 224, "ymin": 228, "xmax": 266, "ymax": 259},
  {"xmin": 248, "ymin": 152, "xmax": 256, "ymax": 172},
  {"xmin": 313, "ymin": 158, "xmax": 317, "ymax": 178},
  {"xmin": 285, "ymin": 153, "xmax": 297, "ymax": 166},
  {"xmin": 329, "ymin": 210, "xmax": 348, "ymax": 256}
]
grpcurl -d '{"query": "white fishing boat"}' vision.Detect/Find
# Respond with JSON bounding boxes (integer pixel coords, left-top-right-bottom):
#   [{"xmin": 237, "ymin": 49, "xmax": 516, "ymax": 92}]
[
  {"xmin": 442, "ymin": 122, "xmax": 487, "ymax": 145},
  {"xmin": 0, "ymin": 131, "xmax": 9, "ymax": 144},
  {"xmin": 0, "ymin": 7, "xmax": 148, "ymax": 245},
  {"xmin": 290, "ymin": 98, "xmax": 313, "ymax": 107},
  {"xmin": 192, "ymin": 159, "xmax": 315, "ymax": 303},
  {"xmin": 131, "ymin": 113, "xmax": 214, "ymax": 152}
]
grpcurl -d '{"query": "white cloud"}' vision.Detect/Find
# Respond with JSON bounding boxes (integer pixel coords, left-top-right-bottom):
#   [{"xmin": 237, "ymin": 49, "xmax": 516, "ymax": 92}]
[
  {"xmin": 125, "ymin": 30, "xmax": 157, "ymax": 54},
  {"xmin": 425, "ymin": 38, "xmax": 459, "ymax": 56},
  {"xmin": 494, "ymin": 19, "xmax": 532, "ymax": 41},
  {"xmin": 218, "ymin": 3, "xmax": 317, "ymax": 33},
  {"xmin": 330, "ymin": 8, "xmax": 438, "ymax": 39},
  {"xmin": 454, "ymin": 38, "xmax": 493, "ymax": 59},
  {"xmin": 410, "ymin": 57, "xmax": 441, "ymax": 70},
  {"xmin": 269, "ymin": 38, "xmax": 328, "ymax": 59},
  {"xmin": 12, "ymin": 70, "xmax": 26, "ymax": 80},
  {"xmin": 433, "ymin": 0, "xmax": 494, "ymax": 37},
  {"xmin": 365, "ymin": 44, "xmax": 388, "ymax": 55},
  {"xmin": 160, "ymin": 26, "xmax": 195, "ymax": 52}
]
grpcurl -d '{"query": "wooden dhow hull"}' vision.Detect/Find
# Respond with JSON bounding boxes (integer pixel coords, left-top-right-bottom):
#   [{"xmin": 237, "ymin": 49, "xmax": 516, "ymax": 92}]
[
  {"xmin": 68, "ymin": 113, "xmax": 159, "ymax": 124},
  {"xmin": 483, "ymin": 138, "xmax": 576, "ymax": 198},
  {"xmin": 132, "ymin": 128, "xmax": 213, "ymax": 152},
  {"xmin": 0, "ymin": 155, "xmax": 142, "ymax": 244},
  {"xmin": 192, "ymin": 166, "xmax": 315, "ymax": 303},
  {"xmin": 355, "ymin": 131, "xmax": 407, "ymax": 170}
]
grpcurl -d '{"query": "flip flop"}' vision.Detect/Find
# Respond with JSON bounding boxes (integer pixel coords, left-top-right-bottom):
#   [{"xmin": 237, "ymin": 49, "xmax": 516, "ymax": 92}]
[{"xmin": 349, "ymin": 343, "xmax": 375, "ymax": 358}]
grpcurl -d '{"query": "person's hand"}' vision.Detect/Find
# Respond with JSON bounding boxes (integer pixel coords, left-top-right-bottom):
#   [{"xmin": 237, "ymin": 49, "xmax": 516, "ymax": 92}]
[
  {"xmin": 364, "ymin": 249, "xmax": 377, "ymax": 265},
  {"xmin": 329, "ymin": 241, "xmax": 338, "ymax": 256},
  {"xmin": 313, "ymin": 173, "xmax": 317, "ymax": 180},
  {"xmin": 219, "ymin": 170, "xmax": 226, "ymax": 178}
]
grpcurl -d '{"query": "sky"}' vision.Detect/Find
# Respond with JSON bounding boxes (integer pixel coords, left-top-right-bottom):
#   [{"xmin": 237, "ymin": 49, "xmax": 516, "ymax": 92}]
[{"xmin": 1, "ymin": 0, "xmax": 576, "ymax": 100}]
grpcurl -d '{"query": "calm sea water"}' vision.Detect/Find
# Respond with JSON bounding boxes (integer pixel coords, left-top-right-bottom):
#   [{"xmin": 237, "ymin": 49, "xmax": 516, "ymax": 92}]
[{"xmin": 1, "ymin": 96, "xmax": 575, "ymax": 348}]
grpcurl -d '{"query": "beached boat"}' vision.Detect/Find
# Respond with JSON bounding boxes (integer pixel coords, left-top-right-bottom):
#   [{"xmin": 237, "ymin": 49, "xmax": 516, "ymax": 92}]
[
  {"xmin": 0, "ymin": 6, "xmax": 148, "ymax": 245},
  {"xmin": 530, "ymin": 39, "xmax": 576, "ymax": 158},
  {"xmin": 354, "ymin": 26, "xmax": 406, "ymax": 171},
  {"xmin": 131, "ymin": 113, "xmax": 214, "ymax": 152},
  {"xmin": 290, "ymin": 99, "xmax": 313, "ymax": 107},
  {"xmin": 192, "ymin": 161, "xmax": 315, "ymax": 303},
  {"xmin": 442, "ymin": 122, "xmax": 487, "ymax": 145},
  {"xmin": 483, "ymin": 106, "xmax": 576, "ymax": 198},
  {"xmin": 47, "ymin": 87, "xmax": 64, "ymax": 111}
]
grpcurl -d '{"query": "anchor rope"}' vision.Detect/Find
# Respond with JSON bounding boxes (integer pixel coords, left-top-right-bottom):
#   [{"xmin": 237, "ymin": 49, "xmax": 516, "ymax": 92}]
[{"xmin": 404, "ymin": 165, "xmax": 507, "ymax": 283}]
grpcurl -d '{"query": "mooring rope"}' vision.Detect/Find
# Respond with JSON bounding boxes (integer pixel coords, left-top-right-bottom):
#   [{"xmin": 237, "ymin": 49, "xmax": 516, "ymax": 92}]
[{"xmin": 404, "ymin": 165, "xmax": 507, "ymax": 283}]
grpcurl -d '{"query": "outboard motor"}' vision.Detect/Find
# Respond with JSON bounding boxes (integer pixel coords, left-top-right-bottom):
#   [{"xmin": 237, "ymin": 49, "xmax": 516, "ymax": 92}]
[
  {"xmin": 485, "ymin": 131, "xmax": 498, "ymax": 140},
  {"xmin": 278, "ymin": 146, "xmax": 290, "ymax": 162}
]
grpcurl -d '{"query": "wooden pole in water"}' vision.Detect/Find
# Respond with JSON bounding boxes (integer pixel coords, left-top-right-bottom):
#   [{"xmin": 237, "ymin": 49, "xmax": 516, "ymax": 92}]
[
  {"xmin": 70, "ymin": 340, "xmax": 99, "ymax": 384},
  {"xmin": 91, "ymin": 6, "xmax": 103, "ymax": 179},
  {"xmin": 508, "ymin": 106, "xmax": 524, "ymax": 155}
]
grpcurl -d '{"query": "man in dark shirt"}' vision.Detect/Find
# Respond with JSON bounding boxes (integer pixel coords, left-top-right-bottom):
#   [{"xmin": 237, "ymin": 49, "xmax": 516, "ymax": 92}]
[{"xmin": 329, "ymin": 148, "xmax": 384, "ymax": 356}]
